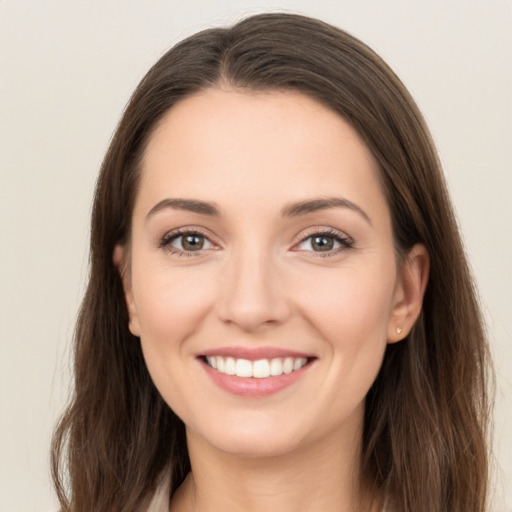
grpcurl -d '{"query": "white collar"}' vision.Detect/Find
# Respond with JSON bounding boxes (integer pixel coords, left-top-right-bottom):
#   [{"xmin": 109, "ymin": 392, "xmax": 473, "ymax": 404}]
[{"xmin": 145, "ymin": 470, "xmax": 171, "ymax": 512}]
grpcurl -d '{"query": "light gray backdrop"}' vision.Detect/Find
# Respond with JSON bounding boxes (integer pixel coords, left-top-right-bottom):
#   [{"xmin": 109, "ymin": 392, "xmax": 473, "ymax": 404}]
[{"xmin": 1, "ymin": 1, "xmax": 510, "ymax": 510}]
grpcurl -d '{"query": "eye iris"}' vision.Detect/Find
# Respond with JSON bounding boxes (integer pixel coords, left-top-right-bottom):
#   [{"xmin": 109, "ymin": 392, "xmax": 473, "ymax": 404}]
[
  {"xmin": 311, "ymin": 235, "xmax": 334, "ymax": 251},
  {"xmin": 182, "ymin": 235, "xmax": 204, "ymax": 251}
]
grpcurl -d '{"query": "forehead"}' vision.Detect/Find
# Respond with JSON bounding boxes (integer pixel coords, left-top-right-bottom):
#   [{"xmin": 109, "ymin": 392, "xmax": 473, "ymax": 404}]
[{"xmin": 136, "ymin": 87, "xmax": 389, "ymax": 224}]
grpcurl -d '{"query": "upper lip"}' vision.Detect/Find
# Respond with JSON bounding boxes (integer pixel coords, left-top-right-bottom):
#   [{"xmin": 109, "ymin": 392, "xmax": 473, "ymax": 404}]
[{"xmin": 199, "ymin": 346, "xmax": 316, "ymax": 361}]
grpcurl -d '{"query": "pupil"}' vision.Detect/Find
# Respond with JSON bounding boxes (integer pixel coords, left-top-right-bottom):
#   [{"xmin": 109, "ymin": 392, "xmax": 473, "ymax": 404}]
[
  {"xmin": 312, "ymin": 236, "xmax": 334, "ymax": 251},
  {"xmin": 183, "ymin": 235, "xmax": 204, "ymax": 251}
]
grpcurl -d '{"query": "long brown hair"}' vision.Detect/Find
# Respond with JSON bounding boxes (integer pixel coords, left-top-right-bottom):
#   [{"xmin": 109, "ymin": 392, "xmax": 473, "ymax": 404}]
[{"xmin": 51, "ymin": 13, "xmax": 492, "ymax": 512}]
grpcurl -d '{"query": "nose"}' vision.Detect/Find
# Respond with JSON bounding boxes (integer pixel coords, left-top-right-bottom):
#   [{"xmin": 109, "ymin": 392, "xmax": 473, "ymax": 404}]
[{"xmin": 216, "ymin": 246, "xmax": 291, "ymax": 332}]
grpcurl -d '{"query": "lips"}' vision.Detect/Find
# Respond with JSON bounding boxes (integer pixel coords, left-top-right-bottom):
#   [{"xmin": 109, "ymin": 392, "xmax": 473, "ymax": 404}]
[{"xmin": 198, "ymin": 347, "xmax": 316, "ymax": 397}]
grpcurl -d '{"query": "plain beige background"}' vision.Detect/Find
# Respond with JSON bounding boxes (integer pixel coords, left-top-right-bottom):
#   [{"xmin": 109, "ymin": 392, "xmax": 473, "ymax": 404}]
[{"xmin": 1, "ymin": 1, "xmax": 510, "ymax": 511}]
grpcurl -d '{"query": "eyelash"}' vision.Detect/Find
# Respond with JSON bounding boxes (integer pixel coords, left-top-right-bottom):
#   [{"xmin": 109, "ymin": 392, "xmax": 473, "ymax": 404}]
[{"xmin": 158, "ymin": 227, "xmax": 354, "ymax": 257}]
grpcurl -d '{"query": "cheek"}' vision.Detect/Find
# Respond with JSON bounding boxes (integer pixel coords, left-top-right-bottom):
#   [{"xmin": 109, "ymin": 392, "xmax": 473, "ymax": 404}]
[
  {"xmin": 298, "ymin": 265, "xmax": 395, "ymax": 342},
  {"xmin": 132, "ymin": 263, "xmax": 218, "ymax": 351},
  {"xmin": 292, "ymin": 260, "xmax": 396, "ymax": 400},
  {"xmin": 131, "ymin": 264, "xmax": 220, "ymax": 418},
  {"xmin": 294, "ymin": 265, "xmax": 395, "ymax": 419}
]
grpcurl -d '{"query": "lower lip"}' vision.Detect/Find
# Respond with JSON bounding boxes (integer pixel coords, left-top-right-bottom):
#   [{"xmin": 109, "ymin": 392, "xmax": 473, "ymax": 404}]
[{"xmin": 200, "ymin": 359, "xmax": 313, "ymax": 398}]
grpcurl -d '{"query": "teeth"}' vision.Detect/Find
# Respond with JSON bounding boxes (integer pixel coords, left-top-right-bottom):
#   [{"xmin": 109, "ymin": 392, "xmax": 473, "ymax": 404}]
[
  {"xmin": 235, "ymin": 358, "xmax": 252, "ymax": 377},
  {"xmin": 225, "ymin": 357, "xmax": 236, "ymax": 375},
  {"xmin": 270, "ymin": 358, "xmax": 283, "ymax": 376},
  {"xmin": 205, "ymin": 356, "xmax": 308, "ymax": 378},
  {"xmin": 253, "ymin": 359, "xmax": 270, "ymax": 379},
  {"xmin": 293, "ymin": 358, "xmax": 304, "ymax": 371},
  {"xmin": 283, "ymin": 357, "xmax": 294, "ymax": 374}
]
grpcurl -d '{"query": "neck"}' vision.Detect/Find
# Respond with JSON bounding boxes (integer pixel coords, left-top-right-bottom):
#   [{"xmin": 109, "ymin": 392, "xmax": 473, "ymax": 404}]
[{"xmin": 170, "ymin": 424, "xmax": 382, "ymax": 512}]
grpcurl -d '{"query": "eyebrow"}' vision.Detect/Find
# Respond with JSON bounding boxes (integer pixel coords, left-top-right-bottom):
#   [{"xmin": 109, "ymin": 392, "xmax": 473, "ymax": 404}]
[
  {"xmin": 145, "ymin": 198, "xmax": 220, "ymax": 222},
  {"xmin": 281, "ymin": 196, "xmax": 372, "ymax": 225},
  {"xmin": 145, "ymin": 195, "xmax": 371, "ymax": 225}
]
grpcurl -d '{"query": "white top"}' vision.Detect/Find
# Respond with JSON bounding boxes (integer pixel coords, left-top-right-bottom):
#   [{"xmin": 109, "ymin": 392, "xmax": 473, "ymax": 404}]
[{"xmin": 145, "ymin": 470, "xmax": 171, "ymax": 512}]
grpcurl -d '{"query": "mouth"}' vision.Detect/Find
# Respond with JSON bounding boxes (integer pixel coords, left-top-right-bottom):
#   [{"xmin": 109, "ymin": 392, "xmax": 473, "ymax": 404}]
[
  {"xmin": 202, "ymin": 355, "xmax": 311, "ymax": 378},
  {"xmin": 198, "ymin": 348, "xmax": 316, "ymax": 397}
]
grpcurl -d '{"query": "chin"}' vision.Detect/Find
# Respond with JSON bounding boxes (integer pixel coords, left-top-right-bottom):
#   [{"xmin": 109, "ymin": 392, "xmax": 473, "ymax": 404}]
[{"xmin": 187, "ymin": 416, "xmax": 310, "ymax": 459}]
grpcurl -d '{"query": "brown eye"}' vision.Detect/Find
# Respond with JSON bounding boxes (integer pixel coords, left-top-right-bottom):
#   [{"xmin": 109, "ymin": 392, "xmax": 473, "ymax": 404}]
[
  {"xmin": 311, "ymin": 236, "xmax": 335, "ymax": 251},
  {"xmin": 294, "ymin": 230, "xmax": 353, "ymax": 255},
  {"xmin": 165, "ymin": 232, "xmax": 214, "ymax": 252},
  {"xmin": 181, "ymin": 234, "xmax": 205, "ymax": 251}
]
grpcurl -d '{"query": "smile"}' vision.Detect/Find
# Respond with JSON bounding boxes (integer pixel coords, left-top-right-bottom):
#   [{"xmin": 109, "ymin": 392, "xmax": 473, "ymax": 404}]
[
  {"xmin": 205, "ymin": 356, "xmax": 308, "ymax": 378},
  {"xmin": 199, "ymin": 348, "xmax": 316, "ymax": 397}
]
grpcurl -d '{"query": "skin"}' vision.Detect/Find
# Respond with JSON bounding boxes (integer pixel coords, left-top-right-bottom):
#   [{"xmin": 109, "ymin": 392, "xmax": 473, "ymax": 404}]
[{"xmin": 115, "ymin": 88, "xmax": 429, "ymax": 512}]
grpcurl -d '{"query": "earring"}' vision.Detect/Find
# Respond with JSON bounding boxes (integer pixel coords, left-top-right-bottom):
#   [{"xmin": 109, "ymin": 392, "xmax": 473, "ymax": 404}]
[{"xmin": 396, "ymin": 326, "xmax": 402, "ymax": 335}]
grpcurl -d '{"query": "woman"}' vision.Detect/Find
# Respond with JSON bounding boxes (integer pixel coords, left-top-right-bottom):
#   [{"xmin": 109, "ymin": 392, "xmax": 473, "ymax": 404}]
[{"xmin": 51, "ymin": 13, "xmax": 492, "ymax": 512}]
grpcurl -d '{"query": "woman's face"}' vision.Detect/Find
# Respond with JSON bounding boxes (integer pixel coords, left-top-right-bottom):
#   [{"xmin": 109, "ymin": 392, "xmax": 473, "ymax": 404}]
[{"xmin": 118, "ymin": 88, "xmax": 426, "ymax": 457}]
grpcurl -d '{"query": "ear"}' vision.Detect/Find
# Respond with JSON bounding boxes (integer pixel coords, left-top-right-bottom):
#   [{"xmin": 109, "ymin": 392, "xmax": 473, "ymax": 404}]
[
  {"xmin": 387, "ymin": 244, "xmax": 430, "ymax": 343},
  {"xmin": 113, "ymin": 244, "xmax": 140, "ymax": 337}
]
